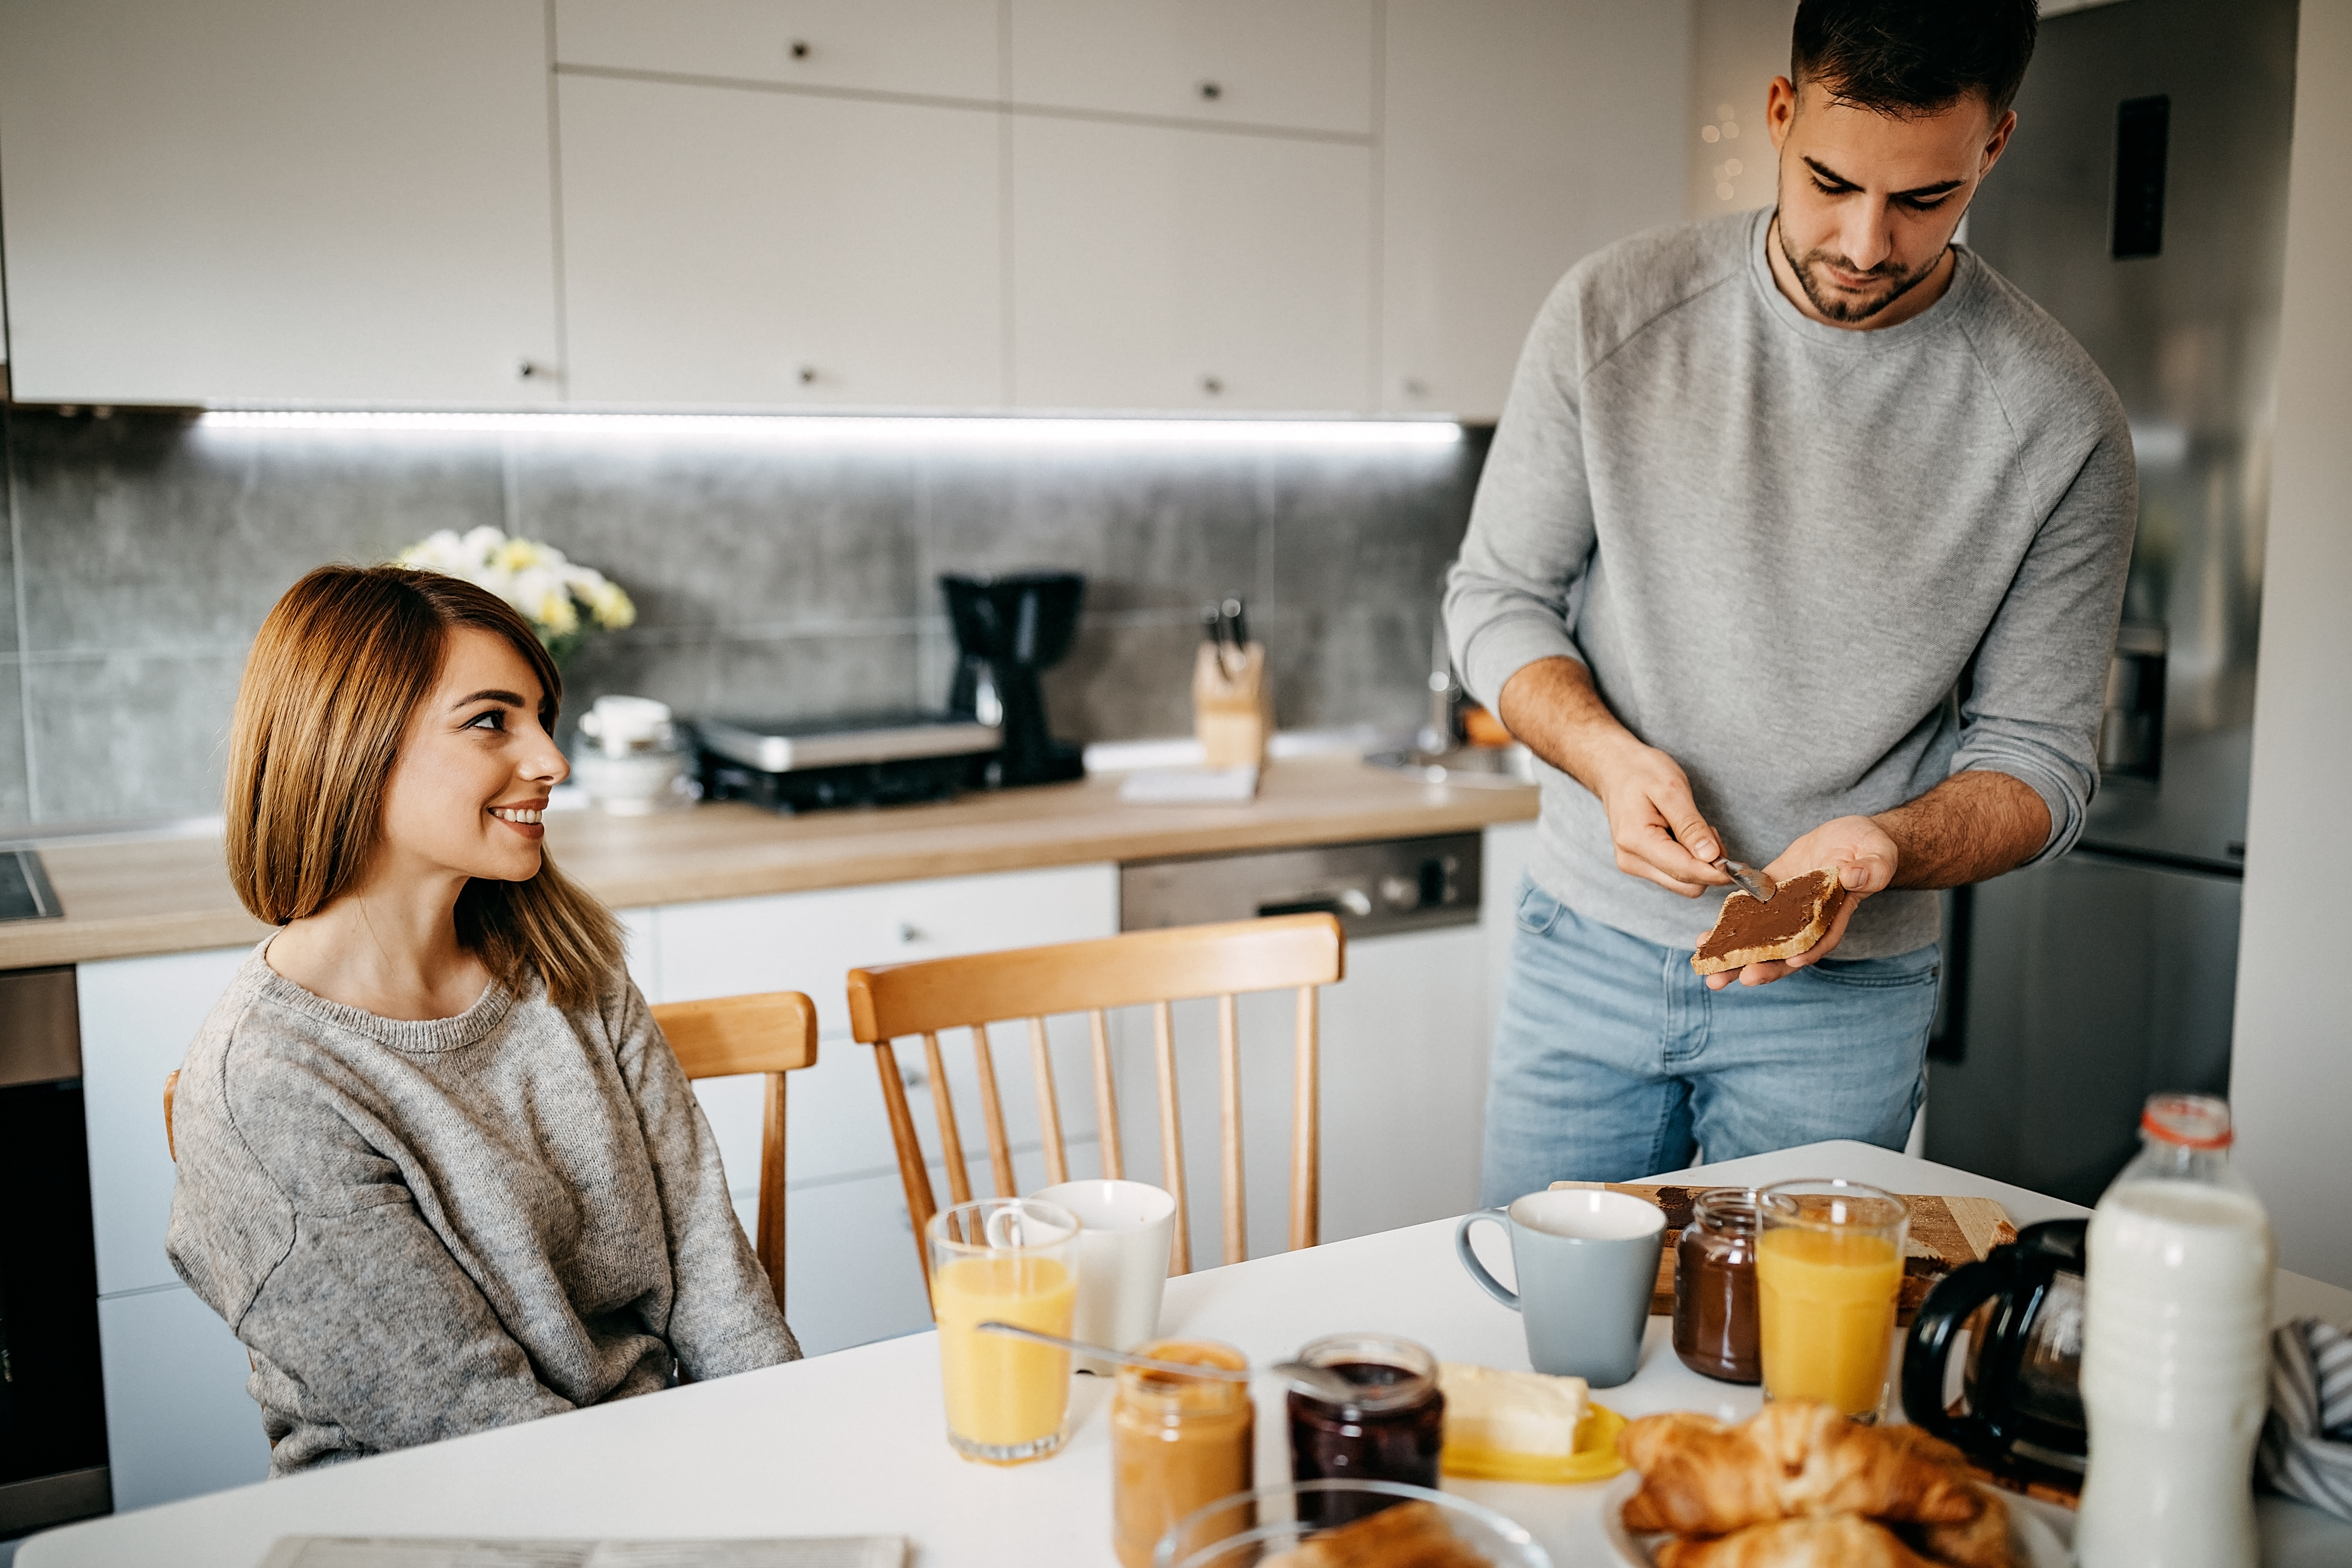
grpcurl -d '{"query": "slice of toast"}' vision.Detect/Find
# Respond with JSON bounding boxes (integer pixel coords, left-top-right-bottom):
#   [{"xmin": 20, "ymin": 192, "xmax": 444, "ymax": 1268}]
[{"xmin": 1690, "ymin": 868, "xmax": 1847, "ymax": 975}]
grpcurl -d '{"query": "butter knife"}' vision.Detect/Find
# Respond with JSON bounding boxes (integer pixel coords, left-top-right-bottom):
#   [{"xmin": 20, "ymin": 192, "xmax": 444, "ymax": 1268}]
[{"xmin": 1714, "ymin": 858, "xmax": 1778, "ymax": 903}]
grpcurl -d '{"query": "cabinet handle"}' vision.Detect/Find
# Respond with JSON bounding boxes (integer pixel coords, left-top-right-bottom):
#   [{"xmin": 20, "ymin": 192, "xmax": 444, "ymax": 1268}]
[
  {"xmin": 797, "ymin": 364, "xmax": 819, "ymax": 385},
  {"xmin": 789, "ymin": 38, "xmax": 811, "ymax": 60},
  {"xmin": 897, "ymin": 921, "xmax": 922, "ymax": 944},
  {"xmin": 517, "ymin": 358, "xmax": 559, "ymax": 381},
  {"xmin": 1201, "ymin": 374, "xmax": 1224, "ymax": 395},
  {"xmin": 1402, "ymin": 376, "xmax": 1428, "ymax": 397},
  {"xmin": 1198, "ymin": 80, "xmax": 1222, "ymax": 100}
]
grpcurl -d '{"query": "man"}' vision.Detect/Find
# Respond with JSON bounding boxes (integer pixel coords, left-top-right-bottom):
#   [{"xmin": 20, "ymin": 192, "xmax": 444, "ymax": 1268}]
[{"xmin": 1447, "ymin": 0, "xmax": 2135, "ymax": 1198}]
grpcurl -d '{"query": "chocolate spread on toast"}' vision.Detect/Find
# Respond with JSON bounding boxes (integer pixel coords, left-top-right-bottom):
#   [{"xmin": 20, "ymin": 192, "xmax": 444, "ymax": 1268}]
[{"xmin": 1695, "ymin": 870, "xmax": 1844, "ymax": 964}]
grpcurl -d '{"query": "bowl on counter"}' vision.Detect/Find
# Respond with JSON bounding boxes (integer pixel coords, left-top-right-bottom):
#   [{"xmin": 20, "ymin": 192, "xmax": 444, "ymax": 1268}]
[{"xmin": 1155, "ymin": 1479, "xmax": 1549, "ymax": 1568}]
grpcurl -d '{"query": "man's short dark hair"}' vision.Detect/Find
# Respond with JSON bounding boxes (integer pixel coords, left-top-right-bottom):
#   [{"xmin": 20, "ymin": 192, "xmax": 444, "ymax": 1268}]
[{"xmin": 1792, "ymin": 0, "xmax": 2040, "ymax": 120}]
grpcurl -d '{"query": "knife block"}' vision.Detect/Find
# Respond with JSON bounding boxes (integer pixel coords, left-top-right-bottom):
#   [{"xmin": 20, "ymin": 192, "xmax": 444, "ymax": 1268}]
[{"xmin": 1194, "ymin": 642, "xmax": 1272, "ymax": 769}]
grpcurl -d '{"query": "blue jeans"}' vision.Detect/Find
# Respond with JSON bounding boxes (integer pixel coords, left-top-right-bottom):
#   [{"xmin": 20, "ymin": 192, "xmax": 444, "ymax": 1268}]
[{"xmin": 1481, "ymin": 874, "xmax": 1940, "ymax": 1204}]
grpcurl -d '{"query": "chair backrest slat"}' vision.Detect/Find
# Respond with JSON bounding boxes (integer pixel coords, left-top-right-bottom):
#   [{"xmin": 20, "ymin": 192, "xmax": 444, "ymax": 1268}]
[
  {"xmin": 920, "ymin": 1031, "xmax": 973, "ymax": 1208},
  {"xmin": 846, "ymin": 916, "xmax": 1343, "ymax": 1039},
  {"xmin": 845, "ymin": 913, "xmax": 1345, "ymax": 1294},
  {"xmin": 658, "ymin": 992, "xmax": 818, "ymax": 1078},
  {"xmin": 1088, "ymin": 1008, "xmax": 1123, "ymax": 1180},
  {"xmin": 1217, "ymin": 992, "xmax": 1246, "ymax": 1267},
  {"xmin": 969, "ymin": 1022, "xmax": 1018, "ymax": 1198},
  {"xmin": 1028, "ymin": 1016, "xmax": 1068, "ymax": 1188},
  {"xmin": 1152, "ymin": 997, "xmax": 1191, "ymax": 1275},
  {"xmin": 651, "ymin": 991, "xmax": 820, "ymax": 1321},
  {"xmin": 871, "ymin": 1040, "xmax": 937, "ymax": 1291}
]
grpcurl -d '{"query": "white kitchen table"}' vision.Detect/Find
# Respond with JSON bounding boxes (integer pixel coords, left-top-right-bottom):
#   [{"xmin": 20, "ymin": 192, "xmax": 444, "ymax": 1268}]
[{"xmin": 23, "ymin": 1141, "xmax": 2352, "ymax": 1568}]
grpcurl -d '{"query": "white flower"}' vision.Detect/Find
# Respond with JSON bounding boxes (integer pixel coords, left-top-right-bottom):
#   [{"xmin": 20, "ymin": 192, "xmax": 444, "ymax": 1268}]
[{"xmin": 391, "ymin": 526, "xmax": 632, "ymax": 646}]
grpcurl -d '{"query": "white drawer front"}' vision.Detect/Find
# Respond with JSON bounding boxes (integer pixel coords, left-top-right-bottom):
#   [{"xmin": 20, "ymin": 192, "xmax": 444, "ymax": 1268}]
[
  {"xmin": 660, "ymin": 864, "xmax": 1120, "ymax": 1191},
  {"xmin": 1009, "ymin": 0, "xmax": 1374, "ymax": 135},
  {"xmin": 555, "ymin": 0, "xmax": 1002, "ymax": 100},
  {"xmin": 79, "ymin": 946, "xmax": 255, "ymax": 1298}
]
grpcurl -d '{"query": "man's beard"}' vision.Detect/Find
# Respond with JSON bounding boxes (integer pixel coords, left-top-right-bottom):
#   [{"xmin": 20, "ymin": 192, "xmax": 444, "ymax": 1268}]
[{"xmin": 1777, "ymin": 224, "xmax": 1940, "ymax": 324}]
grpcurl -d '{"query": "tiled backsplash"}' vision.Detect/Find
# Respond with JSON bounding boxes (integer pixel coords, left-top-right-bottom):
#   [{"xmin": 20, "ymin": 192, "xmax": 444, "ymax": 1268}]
[{"xmin": 0, "ymin": 407, "xmax": 1488, "ymax": 831}]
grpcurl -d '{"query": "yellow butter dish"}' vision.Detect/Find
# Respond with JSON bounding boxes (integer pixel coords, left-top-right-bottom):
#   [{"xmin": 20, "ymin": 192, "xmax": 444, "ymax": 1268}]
[
  {"xmin": 1435, "ymin": 1362, "xmax": 1629, "ymax": 1484},
  {"xmin": 1442, "ymin": 1400, "xmax": 1626, "ymax": 1484}
]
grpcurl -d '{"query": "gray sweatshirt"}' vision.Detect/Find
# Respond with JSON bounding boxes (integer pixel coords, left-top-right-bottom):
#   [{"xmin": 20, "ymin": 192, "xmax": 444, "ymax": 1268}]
[
  {"xmin": 166, "ymin": 945, "xmax": 799, "ymax": 1474},
  {"xmin": 1447, "ymin": 209, "xmax": 2136, "ymax": 958}
]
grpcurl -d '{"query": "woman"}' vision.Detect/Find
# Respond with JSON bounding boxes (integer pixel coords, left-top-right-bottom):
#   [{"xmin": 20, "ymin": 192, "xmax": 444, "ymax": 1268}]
[{"xmin": 167, "ymin": 565, "xmax": 798, "ymax": 1474}]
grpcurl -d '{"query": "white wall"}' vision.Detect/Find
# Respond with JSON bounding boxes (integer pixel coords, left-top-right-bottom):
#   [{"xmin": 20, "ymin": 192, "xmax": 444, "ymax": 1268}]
[
  {"xmin": 2229, "ymin": 0, "xmax": 2352, "ymax": 1290},
  {"xmin": 1686, "ymin": 0, "xmax": 1796, "ymax": 219}
]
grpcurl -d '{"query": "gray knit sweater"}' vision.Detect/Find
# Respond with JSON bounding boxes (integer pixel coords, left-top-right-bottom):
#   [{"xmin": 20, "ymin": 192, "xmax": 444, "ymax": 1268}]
[
  {"xmin": 166, "ymin": 944, "xmax": 799, "ymax": 1474},
  {"xmin": 1447, "ymin": 208, "xmax": 2136, "ymax": 958}
]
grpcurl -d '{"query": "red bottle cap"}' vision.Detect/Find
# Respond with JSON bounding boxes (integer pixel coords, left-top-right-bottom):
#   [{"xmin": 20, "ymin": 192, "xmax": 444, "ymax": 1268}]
[{"xmin": 2142, "ymin": 1092, "xmax": 2233, "ymax": 1149}]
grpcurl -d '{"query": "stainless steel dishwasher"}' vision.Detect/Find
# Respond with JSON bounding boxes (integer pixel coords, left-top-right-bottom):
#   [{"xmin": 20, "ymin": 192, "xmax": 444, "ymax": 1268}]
[
  {"xmin": 1117, "ymin": 833, "xmax": 1491, "ymax": 1261},
  {"xmin": 1120, "ymin": 832, "xmax": 1481, "ymax": 938}
]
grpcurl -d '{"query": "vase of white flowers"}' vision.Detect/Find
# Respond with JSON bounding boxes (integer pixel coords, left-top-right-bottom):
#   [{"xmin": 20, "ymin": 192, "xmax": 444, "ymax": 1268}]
[{"xmin": 395, "ymin": 527, "xmax": 637, "ymax": 668}]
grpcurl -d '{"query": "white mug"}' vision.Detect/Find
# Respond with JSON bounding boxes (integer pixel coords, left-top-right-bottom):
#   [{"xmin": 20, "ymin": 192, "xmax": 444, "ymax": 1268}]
[{"xmin": 1031, "ymin": 1179, "xmax": 1178, "ymax": 1372}]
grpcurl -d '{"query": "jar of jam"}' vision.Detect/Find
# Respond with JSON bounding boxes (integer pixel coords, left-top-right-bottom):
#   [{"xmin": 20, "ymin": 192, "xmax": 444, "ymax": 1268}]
[
  {"xmin": 1285, "ymin": 1333, "xmax": 1445, "ymax": 1527},
  {"xmin": 1673, "ymin": 1186, "xmax": 1762, "ymax": 1383},
  {"xmin": 1111, "ymin": 1339, "xmax": 1255, "ymax": 1568}
]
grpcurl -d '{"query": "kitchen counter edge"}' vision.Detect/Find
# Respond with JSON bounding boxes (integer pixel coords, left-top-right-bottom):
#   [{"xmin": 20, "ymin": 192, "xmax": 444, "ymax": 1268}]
[{"xmin": 0, "ymin": 757, "xmax": 1538, "ymax": 969}]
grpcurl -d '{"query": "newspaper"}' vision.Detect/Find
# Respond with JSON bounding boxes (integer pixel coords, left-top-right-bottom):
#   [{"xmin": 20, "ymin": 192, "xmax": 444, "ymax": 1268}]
[{"xmin": 253, "ymin": 1538, "xmax": 908, "ymax": 1568}]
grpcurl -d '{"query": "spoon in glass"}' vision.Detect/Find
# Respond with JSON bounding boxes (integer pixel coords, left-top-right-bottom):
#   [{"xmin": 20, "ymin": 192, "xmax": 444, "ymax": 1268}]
[{"xmin": 975, "ymin": 1320, "xmax": 1363, "ymax": 1405}]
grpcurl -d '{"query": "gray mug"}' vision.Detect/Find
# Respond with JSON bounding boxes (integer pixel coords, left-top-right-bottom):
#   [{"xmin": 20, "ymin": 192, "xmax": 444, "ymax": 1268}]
[{"xmin": 1455, "ymin": 1188, "xmax": 1666, "ymax": 1388}]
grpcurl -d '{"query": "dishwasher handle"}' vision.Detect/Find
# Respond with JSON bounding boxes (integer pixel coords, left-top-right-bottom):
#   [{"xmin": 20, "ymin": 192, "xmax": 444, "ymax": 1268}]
[{"xmin": 1258, "ymin": 888, "xmax": 1373, "ymax": 920}]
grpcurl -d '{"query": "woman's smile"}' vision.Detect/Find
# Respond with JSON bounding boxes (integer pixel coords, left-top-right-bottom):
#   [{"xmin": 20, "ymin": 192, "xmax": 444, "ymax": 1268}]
[{"xmin": 490, "ymin": 801, "xmax": 548, "ymax": 840}]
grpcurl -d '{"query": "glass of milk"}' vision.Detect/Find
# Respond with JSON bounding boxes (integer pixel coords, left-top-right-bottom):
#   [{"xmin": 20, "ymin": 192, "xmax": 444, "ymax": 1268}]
[{"xmin": 2076, "ymin": 1092, "xmax": 2274, "ymax": 1568}]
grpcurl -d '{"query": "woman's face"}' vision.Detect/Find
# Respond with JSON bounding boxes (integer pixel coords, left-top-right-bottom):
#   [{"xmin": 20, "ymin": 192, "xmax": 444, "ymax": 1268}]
[{"xmin": 376, "ymin": 625, "xmax": 568, "ymax": 887}]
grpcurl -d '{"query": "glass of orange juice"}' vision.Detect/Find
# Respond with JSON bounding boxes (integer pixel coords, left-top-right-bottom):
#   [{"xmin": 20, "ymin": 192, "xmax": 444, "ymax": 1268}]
[
  {"xmin": 1756, "ymin": 1178, "xmax": 1909, "ymax": 1421},
  {"xmin": 930, "ymin": 1197, "xmax": 1082, "ymax": 1464}
]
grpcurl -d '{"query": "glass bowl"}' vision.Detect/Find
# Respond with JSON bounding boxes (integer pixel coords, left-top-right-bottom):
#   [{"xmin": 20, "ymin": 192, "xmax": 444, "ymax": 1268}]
[{"xmin": 1154, "ymin": 1479, "xmax": 1551, "ymax": 1568}]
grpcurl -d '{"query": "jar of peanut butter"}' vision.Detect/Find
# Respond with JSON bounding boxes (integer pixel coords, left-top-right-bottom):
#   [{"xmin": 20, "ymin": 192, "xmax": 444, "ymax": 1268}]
[{"xmin": 1112, "ymin": 1339, "xmax": 1255, "ymax": 1568}]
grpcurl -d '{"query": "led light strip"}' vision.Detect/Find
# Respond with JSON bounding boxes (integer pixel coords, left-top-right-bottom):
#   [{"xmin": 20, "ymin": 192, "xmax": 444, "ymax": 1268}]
[{"xmin": 197, "ymin": 409, "xmax": 1463, "ymax": 447}]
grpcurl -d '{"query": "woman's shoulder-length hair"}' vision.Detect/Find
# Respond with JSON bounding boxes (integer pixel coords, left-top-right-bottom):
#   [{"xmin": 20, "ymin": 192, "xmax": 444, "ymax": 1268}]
[{"xmin": 225, "ymin": 564, "xmax": 622, "ymax": 1013}]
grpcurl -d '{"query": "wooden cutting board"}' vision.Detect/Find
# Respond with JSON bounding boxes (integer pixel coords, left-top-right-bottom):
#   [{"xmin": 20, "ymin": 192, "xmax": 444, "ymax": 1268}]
[{"xmin": 1548, "ymin": 1182, "xmax": 2018, "ymax": 1325}]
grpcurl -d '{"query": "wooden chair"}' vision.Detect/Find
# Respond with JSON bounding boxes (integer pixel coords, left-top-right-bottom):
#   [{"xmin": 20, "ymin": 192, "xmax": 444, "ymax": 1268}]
[
  {"xmin": 846, "ymin": 913, "xmax": 1344, "ymax": 1289},
  {"xmin": 652, "ymin": 992, "xmax": 818, "ymax": 1319},
  {"xmin": 164, "ymin": 992, "xmax": 819, "ymax": 1320}
]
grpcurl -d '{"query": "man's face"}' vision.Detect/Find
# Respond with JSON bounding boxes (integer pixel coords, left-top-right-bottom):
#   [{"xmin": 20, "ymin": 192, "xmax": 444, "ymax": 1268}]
[{"xmin": 1766, "ymin": 76, "xmax": 2015, "ymax": 325}]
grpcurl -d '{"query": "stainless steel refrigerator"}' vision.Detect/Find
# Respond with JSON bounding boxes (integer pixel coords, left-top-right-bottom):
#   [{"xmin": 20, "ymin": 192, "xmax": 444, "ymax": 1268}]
[{"xmin": 1922, "ymin": 0, "xmax": 2297, "ymax": 1204}]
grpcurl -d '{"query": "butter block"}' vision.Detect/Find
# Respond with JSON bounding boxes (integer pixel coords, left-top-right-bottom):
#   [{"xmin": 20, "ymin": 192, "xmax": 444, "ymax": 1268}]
[{"xmin": 1437, "ymin": 1362, "xmax": 1590, "ymax": 1459}]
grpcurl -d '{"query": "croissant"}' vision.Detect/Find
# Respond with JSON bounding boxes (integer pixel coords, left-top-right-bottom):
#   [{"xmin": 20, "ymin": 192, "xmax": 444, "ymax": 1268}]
[
  {"xmin": 1259, "ymin": 1500, "xmax": 1491, "ymax": 1568},
  {"xmin": 1898, "ymin": 1488, "xmax": 2016, "ymax": 1568},
  {"xmin": 1653, "ymin": 1514, "xmax": 1939, "ymax": 1568},
  {"xmin": 1618, "ymin": 1403, "xmax": 1981, "ymax": 1535}
]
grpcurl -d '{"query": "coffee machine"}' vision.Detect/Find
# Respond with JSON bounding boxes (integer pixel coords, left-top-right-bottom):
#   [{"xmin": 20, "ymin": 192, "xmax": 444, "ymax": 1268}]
[{"xmin": 941, "ymin": 571, "xmax": 1086, "ymax": 787}]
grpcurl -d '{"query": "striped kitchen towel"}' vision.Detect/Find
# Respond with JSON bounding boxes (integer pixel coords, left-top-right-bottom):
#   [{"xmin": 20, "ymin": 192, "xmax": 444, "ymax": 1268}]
[{"xmin": 2259, "ymin": 1317, "xmax": 2352, "ymax": 1521}]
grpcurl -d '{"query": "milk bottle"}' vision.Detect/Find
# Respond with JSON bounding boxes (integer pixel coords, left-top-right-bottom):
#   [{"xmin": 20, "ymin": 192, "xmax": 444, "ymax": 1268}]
[{"xmin": 2076, "ymin": 1093, "xmax": 2274, "ymax": 1568}]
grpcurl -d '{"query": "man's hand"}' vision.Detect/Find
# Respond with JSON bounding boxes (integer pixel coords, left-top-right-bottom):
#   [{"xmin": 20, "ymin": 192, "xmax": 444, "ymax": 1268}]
[
  {"xmin": 1703, "ymin": 814, "xmax": 1898, "ymax": 990},
  {"xmin": 1704, "ymin": 771, "xmax": 2051, "ymax": 991},
  {"xmin": 1497, "ymin": 657, "xmax": 1731, "ymax": 898}
]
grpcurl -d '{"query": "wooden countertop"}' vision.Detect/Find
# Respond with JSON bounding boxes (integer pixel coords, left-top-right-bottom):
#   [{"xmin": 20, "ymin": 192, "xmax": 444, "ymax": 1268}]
[{"xmin": 1, "ymin": 755, "xmax": 1536, "ymax": 969}]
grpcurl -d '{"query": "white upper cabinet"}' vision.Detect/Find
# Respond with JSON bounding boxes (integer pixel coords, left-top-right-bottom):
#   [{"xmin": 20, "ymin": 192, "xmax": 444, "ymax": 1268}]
[
  {"xmin": 1381, "ymin": 0, "xmax": 1691, "ymax": 420},
  {"xmin": 0, "ymin": 0, "xmax": 560, "ymax": 407},
  {"xmin": 1008, "ymin": 0, "xmax": 1374, "ymax": 136},
  {"xmin": 553, "ymin": 0, "xmax": 1001, "ymax": 100},
  {"xmin": 1011, "ymin": 118, "xmax": 1371, "ymax": 412},
  {"xmin": 559, "ymin": 73, "xmax": 1004, "ymax": 408}
]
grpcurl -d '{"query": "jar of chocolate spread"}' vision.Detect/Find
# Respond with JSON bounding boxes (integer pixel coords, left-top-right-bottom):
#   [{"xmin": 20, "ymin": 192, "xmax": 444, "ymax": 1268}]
[
  {"xmin": 1673, "ymin": 1187, "xmax": 1763, "ymax": 1383},
  {"xmin": 1285, "ymin": 1333, "xmax": 1445, "ymax": 1527}
]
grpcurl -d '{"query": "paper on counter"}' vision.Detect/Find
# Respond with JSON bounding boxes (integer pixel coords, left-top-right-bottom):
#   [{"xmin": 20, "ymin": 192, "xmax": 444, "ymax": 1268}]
[
  {"xmin": 1117, "ymin": 764, "xmax": 1259, "ymax": 805},
  {"xmin": 255, "ymin": 1538, "xmax": 908, "ymax": 1568}
]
